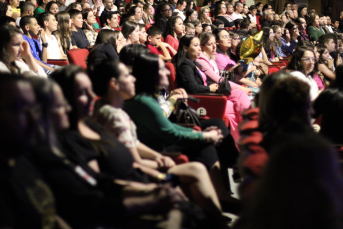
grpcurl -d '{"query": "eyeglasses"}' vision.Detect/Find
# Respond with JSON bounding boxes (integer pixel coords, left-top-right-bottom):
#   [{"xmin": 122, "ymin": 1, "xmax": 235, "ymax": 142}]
[
  {"xmin": 162, "ymin": 8, "xmax": 172, "ymax": 11},
  {"xmin": 301, "ymin": 57, "xmax": 317, "ymax": 63},
  {"xmin": 232, "ymin": 37, "xmax": 240, "ymax": 40}
]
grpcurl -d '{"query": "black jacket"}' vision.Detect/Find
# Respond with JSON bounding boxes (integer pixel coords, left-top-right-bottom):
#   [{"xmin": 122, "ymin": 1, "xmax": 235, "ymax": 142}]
[{"xmin": 176, "ymin": 58, "xmax": 210, "ymax": 93}]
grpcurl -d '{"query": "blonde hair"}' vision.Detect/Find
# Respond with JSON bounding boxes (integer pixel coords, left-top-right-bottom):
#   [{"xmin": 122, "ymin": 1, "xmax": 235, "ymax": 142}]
[
  {"xmin": 54, "ymin": 12, "xmax": 72, "ymax": 51},
  {"xmin": 198, "ymin": 6, "xmax": 211, "ymax": 24}
]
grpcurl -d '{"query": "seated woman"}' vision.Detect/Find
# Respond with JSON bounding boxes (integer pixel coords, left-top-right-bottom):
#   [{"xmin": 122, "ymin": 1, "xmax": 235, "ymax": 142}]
[
  {"xmin": 272, "ymin": 25, "xmax": 286, "ymax": 58},
  {"xmin": 128, "ymin": 6, "xmax": 145, "ymax": 25},
  {"xmin": 88, "ymin": 29, "xmax": 120, "ymax": 69},
  {"xmin": 184, "ymin": 9, "xmax": 197, "ymax": 24},
  {"xmin": 54, "ymin": 12, "xmax": 77, "ymax": 55},
  {"xmin": 28, "ymin": 77, "xmax": 180, "ymax": 228},
  {"xmin": 122, "ymin": 21, "xmax": 140, "ymax": 45},
  {"xmin": 262, "ymin": 27, "xmax": 279, "ymax": 62},
  {"xmin": 282, "ymin": 22, "xmax": 299, "ymax": 54},
  {"xmin": 51, "ymin": 65, "xmax": 230, "ymax": 228},
  {"xmin": 193, "ymin": 20, "xmax": 203, "ymax": 36},
  {"xmin": 163, "ymin": 16, "xmax": 184, "ymax": 51},
  {"xmin": 214, "ymin": 2, "xmax": 234, "ymax": 28},
  {"xmin": 316, "ymin": 43, "xmax": 336, "ymax": 82},
  {"xmin": 82, "ymin": 9, "xmax": 98, "ymax": 46},
  {"xmin": 286, "ymin": 45, "xmax": 319, "ymax": 101},
  {"xmin": 307, "ymin": 13, "xmax": 325, "ymax": 42},
  {"xmin": 198, "ymin": 6, "xmax": 212, "ymax": 24},
  {"xmin": 90, "ymin": 59, "xmax": 234, "ymax": 226},
  {"xmin": 122, "ymin": 51, "xmax": 240, "ymax": 211},
  {"xmin": 143, "ymin": 3, "xmax": 154, "ymax": 25},
  {"xmin": 0, "ymin": 25, "xmax": 46, "ymax": 77},
  {"xmin": 196, "ymin": 32, "xmax": 251, "ymax": 141},
  {"xmin": 213, "ymin": 29, "xmax": 261, "ymax": 98}
]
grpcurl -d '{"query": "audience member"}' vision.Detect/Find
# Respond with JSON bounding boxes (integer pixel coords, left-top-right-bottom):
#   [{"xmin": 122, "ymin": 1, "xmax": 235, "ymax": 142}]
[
  {"xmin": 82, "ymin": 8, "xmax": 98, "ymax": 45},
  {"xmin": 16, "ymin": 2, "xmax": 35, "ymax": 26},
  {"xmin": 45, "ymin": 1, "xmax": 59, "ymax": 16},
  {"xmin": 163, "ymin": 16, "xmax": 183, "ymax": 51},
  {"xmin": 146, "ymin": 26, "xmax": 175, "ymax": 60},
  {"xmin": 154, "ymin": 2, "xmax": 172, "ymax": 33},
  {"xmin": 215, "ymin": 1, "xmax": 234, "ymax": 28},
  {"xmin": 69, "ymin": 9, "xmax": 91, "ymax": 49},
  {"xmin": 54, "ymin": 11, "xmax": 76, "ymax": 54},
  {"xmin": 38, "ymin": 12, "xmax": 67, "ymax": 59},
  {"xmin": 100, "ymin": 0, "xmax": 117, "ymax": 27},
  {"xmin": 34, "ymin": 0, "xmax": 48, "ymax": 17},
  {"xmin": 198, "ymin": 6, "xmax": 211, "ymax": 24}
]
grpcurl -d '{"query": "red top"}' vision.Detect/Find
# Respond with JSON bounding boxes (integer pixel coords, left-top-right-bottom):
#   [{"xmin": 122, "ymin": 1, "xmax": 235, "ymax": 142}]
[{"xmin": 165, "ymin": 35, "xmax": 179, "ymax": 53}]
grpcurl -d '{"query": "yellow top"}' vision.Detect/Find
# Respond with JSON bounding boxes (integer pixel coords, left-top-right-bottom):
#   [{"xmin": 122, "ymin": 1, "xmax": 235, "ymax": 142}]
[{"xmin": 12, "ymin": 7, "xmax": 21, "ymax": 14}]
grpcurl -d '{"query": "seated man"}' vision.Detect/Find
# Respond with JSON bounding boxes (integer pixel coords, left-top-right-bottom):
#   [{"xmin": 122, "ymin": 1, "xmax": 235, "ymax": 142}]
[
  {"xmin": 69, "ymin": 9, "xmax": 91, "ymax": 49},
  {"xmin": 20, "ymin": 16, "xmax": 56, "ymax": 74},
  {"xmin": 16, "ymin": 2, "xmax": 35, "ymax": 27}
]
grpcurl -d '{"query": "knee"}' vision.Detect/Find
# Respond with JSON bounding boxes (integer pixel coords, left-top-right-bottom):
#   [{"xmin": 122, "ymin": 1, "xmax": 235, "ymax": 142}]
[{"xmin": 187, "ymin": 162, "xmax": 207, "ymax": 175}]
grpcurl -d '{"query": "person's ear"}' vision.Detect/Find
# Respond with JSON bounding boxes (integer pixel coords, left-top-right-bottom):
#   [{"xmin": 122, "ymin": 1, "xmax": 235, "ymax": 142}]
[
  {"xmin": 183, "ymin": 46, "xmax": 188, "ymax": 52},
  {"xmin": 147, "ymin": 35, "xmax": 152, "ymax": 42},
  {"xmin": 110, "ymin": 77, "xmax": 120, "ymax": 90},
  {"xmin": 25, "ymin": 24, "xmax": 30, "ymax": 33}
]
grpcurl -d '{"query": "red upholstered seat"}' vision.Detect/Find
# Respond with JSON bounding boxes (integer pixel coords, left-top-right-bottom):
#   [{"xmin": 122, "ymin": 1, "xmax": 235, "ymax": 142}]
[
  {"xmin": 47, "ymin": 59, "xmax": 69, "ymax": 66},
  {"xmin": 145, "ymin": 24, "xmax": 152, "ymax": 31},
  {"xmin": 165, "ymin": 62, "xmax": 229, "ymax": 126},
  {"xmin": 67, "ymin": 49, "xmax": 89, "ymax": 69},
  {"xmin": 268, "ymin": 67, "xmax": 280, "ymax": 75}
]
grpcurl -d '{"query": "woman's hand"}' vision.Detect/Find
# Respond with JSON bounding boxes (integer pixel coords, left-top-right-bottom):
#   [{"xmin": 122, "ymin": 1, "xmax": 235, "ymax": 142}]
[
  {"xmin": 327, "ymin": 58, "xmax": 334, "ymax": 69},
  {"xmin": 170, "ymin": 88, "xmax": 188, "ymax": 101},
  {"xmin": 155, "ymin": 155, "xmax": 176, "ymax": 169},
  {"xmin": 203, "ymin": 129, "xmax": 223, "ymax": 145},
  {"xmin": 240, "ymin": 86, "xmax": 252, "ymax": 95},
  {"xmin": 21, "ymin": 41, "xmax": 33, "ymax": 60},
  {"xmin": 256, "ymin": 78, "xmax": 262, "ymax": 87},
  {"xmin": 209, "ymin": 83, "xmax": 218, "ymax": 92}
]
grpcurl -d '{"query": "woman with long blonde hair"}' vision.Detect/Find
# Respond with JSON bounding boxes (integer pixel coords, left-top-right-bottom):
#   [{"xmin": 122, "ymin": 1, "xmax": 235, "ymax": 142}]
[
  {"xmin": 198, "ymin": 6, "xmax": 212, "ymax": 24},
  {"xmin": 54, "ymin": 12, "xmax": 76, "ymax": 54}
]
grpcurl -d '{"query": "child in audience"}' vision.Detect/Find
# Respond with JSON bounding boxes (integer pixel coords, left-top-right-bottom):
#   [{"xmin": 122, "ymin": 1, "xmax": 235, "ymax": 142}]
[
  {"xmin": 38, "ymin": 12, "xmax": 67, "ymax": 59},
  {"xmin": 45, "ymin": 1, "xmax": 59, "ymax": 16},
  {"xmin": 0, "ymin": 25, "xmax": 46, "ymax": 77},
  {"xmin": 20, "ymin": 16, "xmax": 56, "ymax": 74},
  {"xmin": 184, "ymin": 22, "xmax": 195, "ymax": 35},
  {"xmin": 54, "ymin": 11, "xmax": 77, "ymax": 54},
  {"xmin": 138, "ymin": 24, "xmax": 147, "ymax": 44},
  {"xmin": 69, "ymin": 9, "xmax": 91, "ymax": 49},
  {"xmin": 145, "ymin": 26, "xmax": 176, "ymax": 60},
  {"xmin": 102, "ymin": 11, "xmax": 119, "ymax": 30}
]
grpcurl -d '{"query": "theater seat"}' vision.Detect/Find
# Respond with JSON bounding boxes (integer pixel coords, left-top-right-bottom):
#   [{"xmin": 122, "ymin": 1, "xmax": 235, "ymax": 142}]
[
  {"xmin": 47, "ymin": 59, "xmax": 69, "ymax": 66},
  {"xmin": 145, "ymin": 24, "xmax": 152, "ymax": 31},
  {"xmin": 268, "ymin": 67, "xmax": 280, "ymax": 75},
  {"xmin": 165, "ymin": 62, "xmax": 229, "ymax": 125},
  {"xmin": 96, "ymin": 16, "xmax": 101, "ymax": 27},
  {"xmin": 67, "ymin": 49, "xmax": 89, "ymax": 69}
]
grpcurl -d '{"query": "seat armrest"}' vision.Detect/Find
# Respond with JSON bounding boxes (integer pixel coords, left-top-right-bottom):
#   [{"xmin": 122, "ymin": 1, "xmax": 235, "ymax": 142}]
[{"xmin": 47, "ymin": 59, "xmax": 69, "ymax": 66}]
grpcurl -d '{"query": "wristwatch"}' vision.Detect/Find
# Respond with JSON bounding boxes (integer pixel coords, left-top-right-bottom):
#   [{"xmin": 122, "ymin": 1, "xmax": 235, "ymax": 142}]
[{"xmin": 42, "ymin": 42, "xmax": 48, "ymax": 48}]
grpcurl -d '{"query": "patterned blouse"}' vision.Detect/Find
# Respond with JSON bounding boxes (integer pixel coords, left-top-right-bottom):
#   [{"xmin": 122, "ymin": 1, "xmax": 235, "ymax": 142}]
[{"xmin": 83, "ymin": 29, "xmax": 98, "ymax": 46}]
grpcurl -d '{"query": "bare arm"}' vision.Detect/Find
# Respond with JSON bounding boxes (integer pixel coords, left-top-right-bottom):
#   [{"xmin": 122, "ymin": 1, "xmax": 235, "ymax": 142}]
[{"xmin": 318, "ymin": 63, "xmax": 336, "ymax": 81}]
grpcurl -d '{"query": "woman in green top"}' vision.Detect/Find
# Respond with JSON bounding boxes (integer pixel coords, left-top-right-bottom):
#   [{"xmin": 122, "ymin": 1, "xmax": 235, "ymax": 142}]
[
  {"xmin": 307, "ymin": 13, "xmax": 325, "ymax": 41},
  {"xmin": 124, "ymin": 52, "xmax": 240, "ymax": 213},
  {"xmin": 34, "ymin": 0, "xmax": 49, "ymax": 17}
]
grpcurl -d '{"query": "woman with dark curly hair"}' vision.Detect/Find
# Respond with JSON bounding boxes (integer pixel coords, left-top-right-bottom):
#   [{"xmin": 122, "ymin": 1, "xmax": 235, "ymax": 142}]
[
  {"xmin": 163, "ymin": 16, "xmax": 184, "ymax": 51},
  {"xmin": 287, "ymin": 45, "xmax": 319, "ymax": 100}
]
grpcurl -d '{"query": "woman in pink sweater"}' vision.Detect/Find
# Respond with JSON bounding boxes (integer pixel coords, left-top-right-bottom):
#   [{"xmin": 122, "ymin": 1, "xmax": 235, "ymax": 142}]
[{"xmin": 197, "ymin": 32, "xmax": 251, "ymax": 142}]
